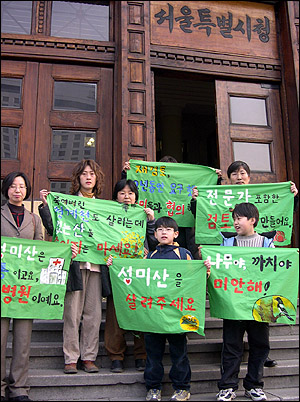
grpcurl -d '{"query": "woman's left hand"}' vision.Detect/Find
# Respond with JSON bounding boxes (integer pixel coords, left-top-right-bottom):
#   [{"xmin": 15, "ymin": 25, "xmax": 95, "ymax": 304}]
[
  {"xmin": 71, "ymin": 243, "xmax": 78, "ymax": 259},
  {"xmin": 106, "ymin": 255, "xmax": 113, "ymax": 267},
  {"xmin": 144, "ymin": 207, "xmax": 155, "ymax": 221},
  {"xmin": 291, "ymin": 182, "xmax": 298, "ymax": 197}
]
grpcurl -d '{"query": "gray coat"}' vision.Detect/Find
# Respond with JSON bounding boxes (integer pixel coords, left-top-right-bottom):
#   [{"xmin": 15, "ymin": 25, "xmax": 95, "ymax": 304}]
[{"xmin": 1, "ymin": 202, "xmax": 43, "ymax": 240}]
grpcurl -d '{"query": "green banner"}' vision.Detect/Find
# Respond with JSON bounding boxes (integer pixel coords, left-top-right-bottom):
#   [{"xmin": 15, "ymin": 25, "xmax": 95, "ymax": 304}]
[
  {"xmin": 201, "ymin": 246, "xmax": 299, "ymax": 323},
  {"xmin": 47, "ymin": 192, "xmax": 147, "ymax": 264},
  {"xmin": 110, "ymin": 258, "xmax": 207, "ymax": 335},
  {"xmin": 1, "ymin": 237, "xmax": 72, "ymax": 319},
  {"xmin": 195, "ymin": 182, "xmax": 294, "ymax": 246},
  {"xmin": 127, "ymin": 159, "xmax": 218, "ymax": 227}
]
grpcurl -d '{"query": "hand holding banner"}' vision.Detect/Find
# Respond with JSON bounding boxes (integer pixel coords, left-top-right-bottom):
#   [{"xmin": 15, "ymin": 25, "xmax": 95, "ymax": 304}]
[
  {"xmin": 195, "ymin": 182, "xmax": 294, "ymax": 246},
  {"xmin": 127, "ymin": 159, "xmax": 218, "ymax": 227}
]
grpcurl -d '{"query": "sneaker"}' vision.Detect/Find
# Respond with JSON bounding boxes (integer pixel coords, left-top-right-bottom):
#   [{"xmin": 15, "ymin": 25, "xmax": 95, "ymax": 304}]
[
  {"xmin": 146, "ymin": 389, "xmax": 161, "ymax": 401},
  {"xmin": 216, "ymin": 388, "xmax": 236, "ymax": 401},
  {"xmin": 245, "ymin": 388, "xmax": 267, "ymax": 401},
  {"xmin": 81, "ymin": 360, "xmax": 99, "ymax": 373},
  {"xmin": 170, "ymin": 389, "xmax": 191, "ymax": 401},
  {"xmin": 135, "ymin": 359, "xmax": 146, "ymax": 371},
  {"xmin": 64, "ymin": 363, "xmax": 78, "ymax": 374}
]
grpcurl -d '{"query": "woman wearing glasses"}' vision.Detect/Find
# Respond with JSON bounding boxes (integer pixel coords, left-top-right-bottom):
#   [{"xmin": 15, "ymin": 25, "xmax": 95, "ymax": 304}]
[{"xmin": 1, "ymin": 172, "xmax": 43, "ymax": 402}]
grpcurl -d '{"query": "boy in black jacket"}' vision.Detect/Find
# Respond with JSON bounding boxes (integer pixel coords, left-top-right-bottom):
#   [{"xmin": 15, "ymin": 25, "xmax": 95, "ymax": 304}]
[{"xmin": 144, "ymin": 217, "xmax": 192, "ymax": 402}]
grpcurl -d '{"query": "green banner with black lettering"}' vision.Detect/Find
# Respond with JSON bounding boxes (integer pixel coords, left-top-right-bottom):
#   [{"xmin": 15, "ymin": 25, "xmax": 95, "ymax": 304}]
[
  {"xmin": 127, "ymin": 159, "xmax": 218, "ymax": 227},
  {"xmin": 109, "ymin": 258, "xmax": 207, "ymax": 335},
  {"xmin": 1, "ymin": 237, "xmax": 71, "ymax": 319},
  {"xmin": 47, "ymin": 192, "xmax": 147, "ymax": 264},
  {"xmin": 201, "ymin": 246, "xmax": 299, "ymax": 323},
  {"xmin": 195, "ymin": 182, "xmax": 294, "ymax": 246}
]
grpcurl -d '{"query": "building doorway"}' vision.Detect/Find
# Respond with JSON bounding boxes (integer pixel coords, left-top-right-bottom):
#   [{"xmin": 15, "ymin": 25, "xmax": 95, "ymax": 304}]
[
  {"xmin": 154, "ymin": 69, "xmax": 287, "ymax": 186},
  {"xmin": 154, "ymin": 69, "xmax": 219, "ymax": 169}
]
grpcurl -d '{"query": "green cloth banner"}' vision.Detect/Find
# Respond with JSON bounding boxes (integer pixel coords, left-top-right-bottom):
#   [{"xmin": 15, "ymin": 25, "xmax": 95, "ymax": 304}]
[
  {"xmin": 195, "ymin": 182, "xmax": 294, "ymax": 246},
  {"xmin": 110, "ymin": 258, "xmax": 207, "ymax": 336},
  {"xmin": 201, "ymin": 246, "xmax": 299, "ymax": 323},
  {"xmin": 1, "ymin": 237, "xmax": 71, "ymax": 319},
  {"xmin": 127, "ymin": 159, "xmax": 218, "ymax": 227},
  {"xmin": 47, "ymin": 192, "xmax": 147, "ymax": 264}
]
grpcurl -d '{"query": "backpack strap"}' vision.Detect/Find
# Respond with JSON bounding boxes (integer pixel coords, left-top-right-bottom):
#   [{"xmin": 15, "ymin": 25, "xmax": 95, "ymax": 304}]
[
  {"xmin": 174, "ymin": 247, "xmax": 192, "ymax": 260},
  {"xmin": 149, "ymin": 250, "xmax": 158, "ymax": 258}
]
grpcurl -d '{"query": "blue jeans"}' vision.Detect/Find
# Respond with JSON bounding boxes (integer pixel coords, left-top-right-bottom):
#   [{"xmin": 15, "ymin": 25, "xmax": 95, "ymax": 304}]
[{"xmin": 144, "ymin": 333, "xmax": 191, "ymax": 391}]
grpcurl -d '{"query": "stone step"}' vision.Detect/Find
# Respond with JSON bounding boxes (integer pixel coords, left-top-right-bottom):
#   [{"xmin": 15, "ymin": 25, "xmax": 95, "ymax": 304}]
[
  {"xmin": 26, "ymin": 360, "xmax": 299, "ymax": 401},
  {"xmin": 10, "ymin": 313, "xmax": 298, "ymax": 343},
  {"xmin": 6, "ymin": 335, "xmax": 299, "ymax": 369},
  {"xmin": 29, "ymin": 388, "xmax": 299, "ymax": 401}
]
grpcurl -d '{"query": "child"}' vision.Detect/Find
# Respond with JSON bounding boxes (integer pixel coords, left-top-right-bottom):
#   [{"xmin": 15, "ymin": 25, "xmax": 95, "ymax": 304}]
[
  {"xmin": 105, "ymin": 179, "xmax": 156, "ymax": 373},
  {"xmin": 194, "ymin": 160, "xmax": 298, "ymax": 368},
  {"xmin": 204, "ymin": 202, "xmax": 275, "ymax": 402},
  {"xmin": 144, "ymin": 216, "xmax": 193, "ymax": 402}
]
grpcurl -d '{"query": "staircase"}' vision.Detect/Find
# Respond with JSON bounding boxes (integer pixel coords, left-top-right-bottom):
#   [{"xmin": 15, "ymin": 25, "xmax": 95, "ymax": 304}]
[{"xmin": 6, "ymin": 299, "xmax": 299, "ymax": 401}]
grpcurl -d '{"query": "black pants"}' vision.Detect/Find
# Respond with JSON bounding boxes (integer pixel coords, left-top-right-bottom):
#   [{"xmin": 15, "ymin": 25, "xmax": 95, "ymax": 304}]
[
  {"xmin": 218, "ymin": 319, "xmax": 270, "ymax": 391},
  {"xmin": 144, "ymin": 333, "xmax": 191, "ymax": 391}
]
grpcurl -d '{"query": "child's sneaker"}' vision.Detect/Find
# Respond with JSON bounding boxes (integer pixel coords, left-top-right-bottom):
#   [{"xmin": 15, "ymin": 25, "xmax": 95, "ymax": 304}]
[
  {"xmin": 146, "ymin": 389, "xmax": 161, "ymax": 401},
  {"xmin": 216, "ymin": 388, "xmax": 236, "ymax": 401},
  {"xmin": 245, "ymin": 388, "xmax": 267, "ymax": 401},
  {"xmin": 170, "ymin": 389, "xmax": 191, "ymax": 401}
]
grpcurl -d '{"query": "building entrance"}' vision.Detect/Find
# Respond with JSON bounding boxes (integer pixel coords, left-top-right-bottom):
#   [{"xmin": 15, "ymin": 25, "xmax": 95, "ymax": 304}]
[
  {"xmin": 154, "ymin": 69, "xmax": 287, "ymax": 185},
  {"xmin": 154, "ymin": 70, "xmax": 218, "ymax": 169}
]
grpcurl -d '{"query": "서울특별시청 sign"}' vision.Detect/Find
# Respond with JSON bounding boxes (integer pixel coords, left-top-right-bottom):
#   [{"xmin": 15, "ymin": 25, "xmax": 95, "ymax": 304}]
[
  {"xmin": 201, "ymin": 246, "xmax": 299, "ymax": 323},
  {"xmin": 1, "ymin": 237, "xmax": 72, "ymax": 319},
  {"xmin": 195, "ymin": 182, "xmax": 294, "ymax": 246},
  {"xmin": 127, "ymin": 159, "xmax": 218, "ymax": 227},
  {"xmin": 47, "ymin": 192, "xmax": 147, "ymax": 264},
  {"xmin": 150, "ymin": 1, "xmax": 278, "ymax": 59},
  {"xmin": 109, "ymin": 258, "xmax": 207, "ymax": 336}
]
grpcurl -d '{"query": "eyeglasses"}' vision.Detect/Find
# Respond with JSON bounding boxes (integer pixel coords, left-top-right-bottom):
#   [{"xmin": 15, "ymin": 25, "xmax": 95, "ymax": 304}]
[
  {"xmin": 9, "ymin": 185, "xmax": 27, "ymax": 190},
  {"xmin": 156, "ymin": 227, "xmax": 174, "ymax": 233}
]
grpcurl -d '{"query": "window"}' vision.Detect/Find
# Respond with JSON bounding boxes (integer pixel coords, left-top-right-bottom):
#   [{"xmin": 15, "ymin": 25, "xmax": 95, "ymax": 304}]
[
  {"xmin": 1, "ymin": 1, "xmax": 110, "ymax": 41},
  {"xmin": 1, "ymin": 127, "xmax": 19, "ymax": 159},
  {"xmin": 1, "ymin": 78, "xmax": 22, "ymax": 108},
  {"xmin": 51, "ymin": 1, "xmax": 109, "ymax": 41},
  {"xmin": 233, "ymin": 142, "xmax": 272, "ymax": 172},
  {"xmin": 230, "ymin": 96, "xmax": 268, "ymax": 126},
  {"xmin": 51, "ymin": 130, "xmax": 96, "ymax": 161},
  {"xmin": 1, "ymin": 1, "xmax": 32, "ymax": 34},
  {"xmin": 53, "ymin": 81, "xmax": 97, "ymax": 112},
  {"xmin": 50, "ymin": 181, "xmax": 71, "ymax": 194}
]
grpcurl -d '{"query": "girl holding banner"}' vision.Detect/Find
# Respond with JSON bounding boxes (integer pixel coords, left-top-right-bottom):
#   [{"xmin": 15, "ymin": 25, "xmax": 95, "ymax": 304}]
[
  {"xmin": 39, "ymin": 159, "xmax": 105, "ymax": 375},
  {"xmin": 104, "ymin": 178, "xmax": 156, "ymax": 374},
  {"xmin": 1, "ymin": 172, "xmax": 44, "ymax": 402}
]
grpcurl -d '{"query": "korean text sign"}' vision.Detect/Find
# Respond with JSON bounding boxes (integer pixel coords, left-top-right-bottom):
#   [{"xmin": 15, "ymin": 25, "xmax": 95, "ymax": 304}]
[
  {"xmin": 109, "ymin": 259, "xmax": 207, "ymax": 336},
  {"xmin": 127, "ymin": 159, "xmax": 218, "ymax": 227},
  {"xmin": 201, "ymin": 246, "xmax": 299, "ymax": 323},
  {"xmin": 1, "ymin": 237, "xmax": 71, "ymax": 319},
  {"xmin": 195, "ymin": 182, "xmax": 294, "ymax": 246},
  {"xmin": 47, "ymin": 192, "xmax": 147, "ymax": 264}
]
